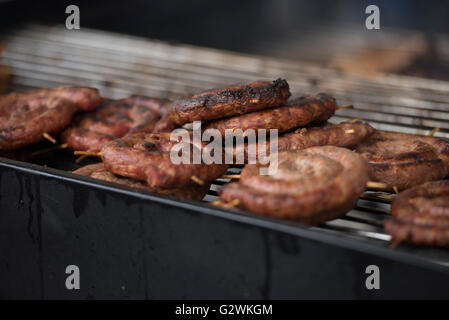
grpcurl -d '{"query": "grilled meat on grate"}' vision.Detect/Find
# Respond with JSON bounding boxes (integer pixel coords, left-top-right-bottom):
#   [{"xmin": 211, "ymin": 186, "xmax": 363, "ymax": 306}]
[
  {"xmin": 219, "ymin": 146, "xmax": 369, "ymax": 225},
  {"xmin": 385, "ymin": 180, "xmax": 449, "ymax": 247},
  {"xmin": 73, "ymin": 163, "xmax": 209, "ymax": 200}
]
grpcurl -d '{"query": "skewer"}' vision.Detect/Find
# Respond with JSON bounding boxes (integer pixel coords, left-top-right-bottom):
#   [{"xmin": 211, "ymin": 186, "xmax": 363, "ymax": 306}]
[
  {"xmin": 393, "ymin": 186, "xmax": 399, "ymax": 194},
  {"xmin": 345, "ymin": 129, "xmax": 355, "ymax": 134},
  {"xmin": 42, "ymin": 132, "xmax": 57, "ymax": 144},
  {"xmin": 336, "ymin": 104, "xmax": 353, "ymax": 111},
  {"xmin": 427, "ymin": 127, "xmax": 440, "ymax": 136},
  {"xmin": 361, "ymin": 192, "xmax": 395, "ymax": 202},
  {"xmin": 366, "ymin": 181, "xmax": 389, "ymax": 189},
  {"xmin": 74, "ymin": 151, "xmax": 103, "ymax": 157},
  {"xmin": 191, "ymin": 175, "xmax": 204, "ymax": 185},
  {"xmin": 221, "ymin": 174, "xmax": 241, "ymax": 179},
  {"xmin": 31, "ymin": 143, "xmax": 68, "ymax": 157},
  {"xmin": 75, "ymin": 154, "xmax": 89, "ymax": 164}
]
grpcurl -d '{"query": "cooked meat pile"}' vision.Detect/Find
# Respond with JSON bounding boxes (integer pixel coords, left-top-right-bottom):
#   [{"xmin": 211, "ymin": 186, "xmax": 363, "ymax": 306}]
[
  {"xmin": 4, "ymin": 79, "xmax": 449, "ymax": 246},
  {"xmin": 219, "ymin": 146, "xmax": 369, "ymax": 225},
  {"xmin": 61, "ymin": 96, "xmax": 170, "ymax": 152},
  {"xmin": 385, "ymin": 180, "xmax": 449, "ymax": 247},
  {"xmin": 73, "ymin": 163, "xmax": 209, "ymax": 200},
  {"xmin": 0, "ymin": 87, "xmax": 102, "ymax": 151},
  {"xmin": 355, "ymin": 131, "xmax": 449, "ymax": 190}
]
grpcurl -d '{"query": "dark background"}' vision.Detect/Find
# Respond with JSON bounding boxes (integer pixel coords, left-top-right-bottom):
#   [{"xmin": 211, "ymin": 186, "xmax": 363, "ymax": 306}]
[{"xmin": 1, "ymin": 0, "xmax": 448, "ymax": 54}]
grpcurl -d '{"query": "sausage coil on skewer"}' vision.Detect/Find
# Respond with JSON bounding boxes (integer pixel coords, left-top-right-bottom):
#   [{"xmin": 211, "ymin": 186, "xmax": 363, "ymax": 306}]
[
  {"xmin": 385, "ymin": 180, "xmax": 449, "ymax": 247},
  {"xmin": 203, "ymin": 93, "xmax": 336, "ymax": 135},
  {"xmin": 61, "ymin": 97, "xmax": 168, "ymax": 152},
  {"xmin": 169, "ymin": 78, "xmax": 291, "ymax": 124},
  {"xmin": 355, "ymin": 131, "xmax": 449, "ymax": 190},
  {"xmin": 73, "ymin": 163, "xmax": 209, "ymax": 200},
  {"xmin": 101, "ymin": 132, "xmax": 229, "ymax": 188},
  {"xmin": 219, "ymin": 146, "xmax": 369, "ymax": 225}
]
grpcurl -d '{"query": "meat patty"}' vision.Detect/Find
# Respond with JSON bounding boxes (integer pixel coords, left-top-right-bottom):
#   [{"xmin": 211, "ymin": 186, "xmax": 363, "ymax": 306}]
[
  {"xmin": 61, "ymin": 97, "xmax": 168, "ymax": 152},
  {"xmin": 0, "ymin": 86, "xmax": 102, "ymax": 111},
  {"xmin": 355, "ymin": 131, "xmax": 449, "ymax": 190},
  {"xmin": 385, "ymin": 180, "xmax": 449, "ymax": 247},
  {"xmin": 0, "ymin": 87, "xmax": 103, "ymax": 151},
  {"xmin": 169, "ymin": 78, "xmax": 290, "ymax": 124},
  {"xmin": 229, "ymin": 121, "xmax": 375, "ymax": 162},
  {"xmin": 101, "ymin": 132, "xmax": 229, "ymax": 188},
  {"xmin": 219, "ymin": 146, "xmax": 369, "ymax": 225},
  {"xmin": 73, "ymin": 163, "xmax": 209, "ymax": 200},
  {"xmin": 0, "ymin": 96, "xmax": 78, "ymax": 151},
  {"xmin": 203, "ymin": 93, "xmax": 336, "ymax": 135}
]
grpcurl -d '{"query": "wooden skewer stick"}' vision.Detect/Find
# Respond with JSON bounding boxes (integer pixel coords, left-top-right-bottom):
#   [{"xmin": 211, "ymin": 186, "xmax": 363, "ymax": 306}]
[
  {"xmin": 427, "ymin": 127, "xmax": 440, "ymax": 136},
  {"xmin": 336, "ymin": 104, "xmax": 353, "ymax": 110},
  {"xmin": 361, "ymin": 192, "xmax": 395, "ymax": 202},
  {"xmin": 366, "ymin": 181, "xmax": 389, "ymax": 189},
  {"xmin": 347, "ymin": 118, "xmax": 363, "ymax": 123},
  {"xmin": 74, "ymin": 151, "xmax": 103, "ymax": 157},
  {"xmin": 393, "ymin": 186, "xmax": 399, "ymax": 194},
  {"xmin": 31, "ymin": 143, "xmax": 68, "ymax": 157},
  {"xmin": 42, "ymin": 132, "xmax": 57, "ymax": 144},
  {"xmin": 223, "ymin": 199, "xmax": 240, "ymax": 208},
  {"xmin": 191, "ymin": 175, "xmax": 204, "ymax": 185},
  {"xmin": 210, "ymin": 199, "xmax": 240, "ymax": 209},
  {"xmin": 75, "ymin": 154, "xmax": 89, "ymax": 164},
  {"xmin": 221, "ymin": 174, "xmax": 241, "ymax": 179},
  {"xmin": 345, "ymin": 129, "xmax": 355, "ymax": 134}
]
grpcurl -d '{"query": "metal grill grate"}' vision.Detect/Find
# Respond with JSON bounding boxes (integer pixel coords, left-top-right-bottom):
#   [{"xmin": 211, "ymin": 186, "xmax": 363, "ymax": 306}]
[{"xmin": 2, "ymin": 25, "xmax": 449, "ymax": 267}]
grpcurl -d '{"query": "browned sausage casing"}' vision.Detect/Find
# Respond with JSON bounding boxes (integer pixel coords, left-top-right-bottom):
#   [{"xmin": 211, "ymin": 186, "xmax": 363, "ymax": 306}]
[
  {"xmin": 101, "ymin": 132, "xmax": 229, "ymax": 188},
  {"xmin": 169, "ymin": 78, "xmax": 291, "ymax": 124},
  {"xmin": 73, "ymin": 163, "xmax": 209, "ymax": 200},
  {"xmin": 385, "ymin": 180, "xmax": 449, "ymax": 247},
  {"xmin": 229, "ymin": 121, "xmax": 375, "ymax": 162},
  {"xmin": 61, "ymin": 97, "xmax": 167, "ymax": 152},
  {"xmin": 219, "ymin": 146, "xmax": 369, "ymax": 225},
  {"xmin": 356, "ymin": 131, "xmax": 449, "ymax": 190}
]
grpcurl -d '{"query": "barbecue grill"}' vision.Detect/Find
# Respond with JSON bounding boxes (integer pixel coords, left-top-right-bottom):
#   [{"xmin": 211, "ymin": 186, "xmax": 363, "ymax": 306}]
[{"xmin": 1, "ymin": 24, "xmax": 449, "ymax": 299}]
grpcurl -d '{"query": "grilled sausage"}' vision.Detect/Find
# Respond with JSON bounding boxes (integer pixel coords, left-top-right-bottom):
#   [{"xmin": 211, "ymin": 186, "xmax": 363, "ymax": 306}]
[
  {"xmin": 73, "ymin": 163, "xmax": 209, "ymax": 200},
  {"xmin": 169, "ymin": 78, "xmax": 290, "ymax": 124},
  {"xmin": 0, "ymin": 87, "xmax": 102, "ymax": 111},
  {"xmin": 219, "ymin": 146, "xmax": 369, "ymax": 225},
  {"xmin": 61, "ymin": 98, "xmax": 167, "ymax": 152},
  {"xmin": 101, "ymin": 132, "xmax": 229, "ymax": 188},
  {"xmin": 203, "ymin": 93, "xmax": 336, "ymax": 135},
  {"xmin": 355, "ymin": 131, "xmax": 449, "ymax": 190},
  {"xmin": 0, "ymin": 96, "xmax": 78, "ymax": 151}
]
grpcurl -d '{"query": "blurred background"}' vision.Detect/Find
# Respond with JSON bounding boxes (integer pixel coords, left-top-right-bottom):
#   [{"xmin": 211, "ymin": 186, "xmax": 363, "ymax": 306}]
[
  {"xmin": 2, "ymin": 0, "xmax": 449, "ymax": 80},
  {"xmin": 1, "ymin": 0, "xmax": 449, "ymax": 80}
]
